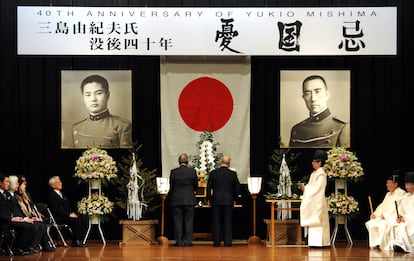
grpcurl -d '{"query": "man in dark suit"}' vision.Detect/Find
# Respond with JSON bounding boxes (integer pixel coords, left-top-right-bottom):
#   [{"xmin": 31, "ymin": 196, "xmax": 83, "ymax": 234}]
[
  {"xmin": 47, "ymin": 176, "xmax": 87, "ymax": 247},
  {"xmin": 168, "ymin": 153, "xmax": 198, "ymax": 247},
  {"xmin": 0, "ymin": 174, "xmax": 37, "ymax": 255},
  {"xmin": 207, "ymin": 156, "xmax": 241, "ymax": 247}
]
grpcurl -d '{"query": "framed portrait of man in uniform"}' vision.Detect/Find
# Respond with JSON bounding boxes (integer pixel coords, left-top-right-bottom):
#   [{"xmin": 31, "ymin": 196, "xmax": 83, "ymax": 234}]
[
  {"xmin": 61, "ymin": 70, "xmax": 133, "ymax": 149},
  {"xmin": 280, "ymin": 70, "xmax": 351, "ymax": 148}
]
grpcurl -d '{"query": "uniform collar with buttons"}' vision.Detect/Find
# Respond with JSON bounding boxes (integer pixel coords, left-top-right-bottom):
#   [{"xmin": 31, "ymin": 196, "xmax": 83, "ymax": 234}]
[
  {"xmin": 89, "ymin": 110, "xmax": 110, "ymax": 121},
  {"xmin": 309, "ymin": 108, "xmax": 331, "ymax": 122}
]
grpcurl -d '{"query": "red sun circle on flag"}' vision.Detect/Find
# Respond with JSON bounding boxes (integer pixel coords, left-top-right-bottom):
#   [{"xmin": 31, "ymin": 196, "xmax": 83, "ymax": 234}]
[{"xmin": 178, "ymin": 76, "xmax": 234, "ymax": 132}]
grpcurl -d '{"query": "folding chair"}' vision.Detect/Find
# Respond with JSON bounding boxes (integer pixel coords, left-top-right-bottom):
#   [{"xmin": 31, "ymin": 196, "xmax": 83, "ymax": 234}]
[{"xmin": 44, "ymin": 207, "xmax": 72, "ymax": 247}]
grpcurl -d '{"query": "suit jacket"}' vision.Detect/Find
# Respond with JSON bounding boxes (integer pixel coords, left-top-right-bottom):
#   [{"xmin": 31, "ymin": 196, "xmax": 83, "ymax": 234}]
[
  {"xmin": 47, "ymin": 189, "xmax": 74, "ymax": 218},
  {"xmin": 169, "ymin": 165, "xmax": 198, "ymax": 206},
  {"xmin": 0, "ymin": 191, "xmax": 12, "ymax": 230},
  {"xmin": 207, "ymin": 166, "xmax": 241, "ymax": 206}
]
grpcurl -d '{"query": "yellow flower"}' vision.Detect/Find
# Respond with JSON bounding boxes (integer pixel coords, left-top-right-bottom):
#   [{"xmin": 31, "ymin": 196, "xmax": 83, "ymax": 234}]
[
  {"xmin": 327, "ymin": 192, "xmax": 359, "ymax": 216},
  {"xmin": 74, "ymin": 148, "xmax": 118, "ymax": 183},
  {"xmin": 324, "ymin": 147, "xmax": 364, "ymax": 181},
  {"xmin": 77, "ymin": 192, "xmax": 114, "ymax": 216}
]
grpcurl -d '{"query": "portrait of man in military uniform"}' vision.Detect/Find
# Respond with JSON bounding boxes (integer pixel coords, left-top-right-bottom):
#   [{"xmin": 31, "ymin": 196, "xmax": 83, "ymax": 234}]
[
  {"xmin": 61, "ymin": 70, "xmax": 132, "ymax": 149},
  {"xmin": 280, "ymin": 70, "xmax": 350, "ymax": 148}
]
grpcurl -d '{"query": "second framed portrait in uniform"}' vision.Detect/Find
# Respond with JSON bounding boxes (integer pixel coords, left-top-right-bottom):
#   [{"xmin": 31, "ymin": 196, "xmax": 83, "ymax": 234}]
[
  {"xmin": 280, "ymin": 70, "xmax": 351, "ymax": 148},
  {"xmin": 61, "ymin": 70, "xmax": 133, "ymax": 149}
]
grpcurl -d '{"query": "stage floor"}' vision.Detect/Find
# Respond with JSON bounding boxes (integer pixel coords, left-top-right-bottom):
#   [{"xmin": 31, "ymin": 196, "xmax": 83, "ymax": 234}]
[{"xmin": 2, "ymin": 240, "xmax": 413, "ymax": 260}]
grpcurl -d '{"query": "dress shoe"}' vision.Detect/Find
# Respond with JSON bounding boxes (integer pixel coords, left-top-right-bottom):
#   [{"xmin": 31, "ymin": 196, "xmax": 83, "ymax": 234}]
[
  {"xmin": 224, "ymin": 243, "xmax": 232, "ymax": 247},
  {"xmin": 184, "ymin": 243, "xmax": 194, "ymax": 247},
  {"xmin": 26, "ymin": 247, "xmax": 40, "ymax": 254},
  {"xmin": 12, "ymin": 248, "xmax": 30, "ymax": 256},
  {"xmin": 71, "ymin": 240, "xmax": 87, "ymax": 247},
  {"xmin": 213, "ymin": 243, "xmax": 220, "ymax": 247},
  {"xmin": 42, "ymin": 246, "xmax": 56, "ymax": 252}
]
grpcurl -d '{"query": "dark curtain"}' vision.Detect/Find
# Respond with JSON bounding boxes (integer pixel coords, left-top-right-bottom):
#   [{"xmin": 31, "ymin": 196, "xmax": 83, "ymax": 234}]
[{"xmin": 0, "ymin": 0, "xmax": 412, "ymax": 240}]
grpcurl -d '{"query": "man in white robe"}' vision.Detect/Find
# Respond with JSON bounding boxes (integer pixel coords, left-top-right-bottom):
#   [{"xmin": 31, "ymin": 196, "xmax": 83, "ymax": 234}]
[
  {"xmin": 300, "ymin": 149, "xmax": 330, "ymax": 247},
  {"xmin": 365, "ymin": 174, "xmax": 406, "ymax": 250},
  {"xmin": 390, "ymin": 171, "xmax": 414, "ymax": 253}
]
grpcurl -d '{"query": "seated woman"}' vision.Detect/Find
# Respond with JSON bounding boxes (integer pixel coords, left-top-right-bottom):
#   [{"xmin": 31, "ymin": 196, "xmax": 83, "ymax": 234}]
[{"xmin": 11, "ymin": 175, "xmax": 55, "ymax": 252}]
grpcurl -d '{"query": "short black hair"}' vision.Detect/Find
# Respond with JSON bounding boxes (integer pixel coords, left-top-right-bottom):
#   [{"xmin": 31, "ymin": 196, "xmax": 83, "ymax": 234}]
[
  {"xmin": 302, "ymin": 75, "xmax": 328, "ymax": 92},
  {"xmin": 80, "ymin": 75, "xmax": 109, "ymax": 93},
  {"xmin": 0, "ymin": 173, "xmax": 7, "ymax": 182}
]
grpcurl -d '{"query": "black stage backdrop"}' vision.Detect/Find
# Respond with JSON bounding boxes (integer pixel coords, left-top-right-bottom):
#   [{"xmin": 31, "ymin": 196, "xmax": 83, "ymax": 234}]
[{"xmin": 1, "ymin": 0, "xmax": 413, "ymax": 241}]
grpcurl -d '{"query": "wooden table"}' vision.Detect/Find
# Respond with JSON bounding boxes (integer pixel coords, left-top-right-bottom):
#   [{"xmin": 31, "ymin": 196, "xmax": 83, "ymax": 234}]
[
  {"xmin": 119, "ymin": 219, "xmax": 159, "ymax": 245},
  {"xmin": 265, "ymin": 199, "xmax": 301, "ymax": 246}
]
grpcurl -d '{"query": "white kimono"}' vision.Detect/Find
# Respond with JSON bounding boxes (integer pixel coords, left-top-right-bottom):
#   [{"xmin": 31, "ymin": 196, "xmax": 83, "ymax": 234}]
[
  {"xmin": 365, "ymin": 187, "xmax": 406, "ymax": 250},
  {"xmin": 300, "ymin": 167, "xmax": 330, "ymax": 247},
  {"xmin": 390, "ymin": 192, "xmax": 414, "ymax": 252}
]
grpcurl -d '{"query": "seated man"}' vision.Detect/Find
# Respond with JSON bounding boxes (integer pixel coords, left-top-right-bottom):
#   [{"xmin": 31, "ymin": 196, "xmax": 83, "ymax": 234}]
[
  {"xmin": 390, "ymin": 171, "xmax": 414, "ymax": 253},
  {"xmin": 0, "ymin": 173, "xmax": 37, "ymax": 256},
  {"xmin": 47, "ymin": 176, "xmax": 87, "ymax": 247},
  {"xmin": 365, "ymin": 174, "xmax": 406, "ymax": 250}
]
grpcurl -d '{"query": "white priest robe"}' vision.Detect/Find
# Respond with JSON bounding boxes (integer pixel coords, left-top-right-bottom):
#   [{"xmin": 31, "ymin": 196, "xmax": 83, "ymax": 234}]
[
  {"xmin": 365, "ymin": 187, "xmax": 406, "ymax": 250},
  {"xmin": 390, "ymin": 192, "xmax": 414, "ymax": 252},
  {"xmin": 300, "ymin": 167, "xmax": 330, "ymax": 247}
]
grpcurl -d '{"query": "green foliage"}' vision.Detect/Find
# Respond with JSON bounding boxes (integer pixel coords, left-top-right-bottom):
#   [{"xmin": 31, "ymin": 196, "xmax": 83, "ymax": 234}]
[
  {"xmin": 266, "ymin": 138, "xmax": 303, "ymax": 198},
  {"xmin": 112, "ymin": 142, "xmax": 160, "ymax": 218}
]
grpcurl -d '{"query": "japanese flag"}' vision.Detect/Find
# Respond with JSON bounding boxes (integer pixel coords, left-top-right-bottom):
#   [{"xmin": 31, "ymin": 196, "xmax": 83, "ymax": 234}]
[{"xmin": 160, "ymin": 56, "xmax": 251, "ymax": 183}]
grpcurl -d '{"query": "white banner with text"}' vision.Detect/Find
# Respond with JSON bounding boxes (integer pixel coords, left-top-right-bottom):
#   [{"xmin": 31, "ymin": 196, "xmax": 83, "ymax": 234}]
[{"xmin": 17, "ymin": 6, "xmax": 397, "ymax": 56}]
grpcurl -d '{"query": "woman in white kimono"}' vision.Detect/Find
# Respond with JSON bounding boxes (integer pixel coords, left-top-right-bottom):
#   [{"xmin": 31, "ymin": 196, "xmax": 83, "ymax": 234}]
[{"xmin": 300, "ymin": 149, "xmax": 330, "ymax": 247}]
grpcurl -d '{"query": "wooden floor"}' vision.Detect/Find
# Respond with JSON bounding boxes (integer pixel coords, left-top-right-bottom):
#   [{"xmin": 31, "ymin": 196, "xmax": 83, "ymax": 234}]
[{"xmin": 2, "ymin": 240, "xmax": 413, "ymax": 260}]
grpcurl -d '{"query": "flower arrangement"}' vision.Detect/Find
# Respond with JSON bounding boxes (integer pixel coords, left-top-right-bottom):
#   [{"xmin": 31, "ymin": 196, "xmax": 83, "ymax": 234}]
[
  {"xmin": 324, "ymin": 147, "xmax": 364, "ymax": 181},
  {"xmin": 327, "ymin": 192, "xmax": 359, "ymax": 216},
  {"xmin": 74, "ymin": 147, "xmax": 118, "ymax": 183},
  {"xmin": 77, "ymin": 192, "xmax": 114, "ymax": 216}
]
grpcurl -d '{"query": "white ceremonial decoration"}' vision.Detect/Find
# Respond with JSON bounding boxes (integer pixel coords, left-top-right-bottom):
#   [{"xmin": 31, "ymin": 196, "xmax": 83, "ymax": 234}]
[
  {"xmin": 198, "ymin": 141, "xmax": 215, "ymax": 174},
  {"xmin": 127, "ymin": 153, "xmax": 147, "ymax": 221},
  {"xmin": 277, "ymin": 154, "xmax": 292, "ymax": 220}
]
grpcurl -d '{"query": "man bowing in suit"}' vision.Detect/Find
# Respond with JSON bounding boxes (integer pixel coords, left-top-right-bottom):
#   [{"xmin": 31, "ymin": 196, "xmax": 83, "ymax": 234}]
[{"xmin": 169, "ymin": 153, "xmax": 198, "ymax": 247}]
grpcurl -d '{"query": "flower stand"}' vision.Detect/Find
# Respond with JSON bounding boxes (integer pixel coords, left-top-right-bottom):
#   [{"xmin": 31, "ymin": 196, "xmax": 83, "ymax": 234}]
[
  {"xmin": 330, "ymin": 179, "xmax": 353, "ymax": 246},
  {"xmin": 82, "ymin": 179, "xmax": 106, "ymax": 245},
  {"xmin": 330, "ymin": 215, "xmax": 352, "ymax": 246},
  {"xmin": 83, "ymin": 215, "xmax": 106, "ymax": 245}
]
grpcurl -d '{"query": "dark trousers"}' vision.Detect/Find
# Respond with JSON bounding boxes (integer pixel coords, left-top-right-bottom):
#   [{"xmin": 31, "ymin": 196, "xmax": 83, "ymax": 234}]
[
  {"xmin": 211, "ymin": 205, "xmax": 233, "ymax": 246},
  {"xmin": 33, "ymin": 221, "xmax": 51, "ymax": 248},
  {"xmin": 8, "ymin": 222, "xmax": 37, "ymax": 250},
  {"xmin": 55, "ymin": 216, "xmax": 86, "ymax": 241},
  {"xmin": 171, "ymin": 205, "xmax": 195, "ymax": 245}
]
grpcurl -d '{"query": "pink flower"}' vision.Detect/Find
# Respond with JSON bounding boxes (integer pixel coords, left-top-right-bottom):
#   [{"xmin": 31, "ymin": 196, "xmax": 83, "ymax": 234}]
[
  {"xmin": 339, "ymin": 154, "xmax": 348, "ymax": 162},
  {"xmin": 91, "ymin": 153, "xmax": 99, "ymax": 160}
]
